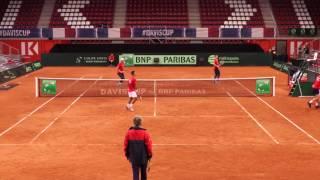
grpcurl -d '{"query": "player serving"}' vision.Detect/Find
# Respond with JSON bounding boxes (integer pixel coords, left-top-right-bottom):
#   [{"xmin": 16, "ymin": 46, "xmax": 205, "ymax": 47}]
[
  {"xmin": 213, "ymin": 55, "xmax": 221, "ymax": 80},
  {"xmin": 117, "ymin": 58, "xmax": 125, "ymax": 85},
  {"xmin": 127, "ymin": 71, "xmax": 138, "ymax": 111}
]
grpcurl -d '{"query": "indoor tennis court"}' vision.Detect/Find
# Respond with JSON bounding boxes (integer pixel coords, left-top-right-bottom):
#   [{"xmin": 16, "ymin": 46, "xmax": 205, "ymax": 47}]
[{"xmin": 0, "ymin": 66, "xmax": 320, "ymax": 179}]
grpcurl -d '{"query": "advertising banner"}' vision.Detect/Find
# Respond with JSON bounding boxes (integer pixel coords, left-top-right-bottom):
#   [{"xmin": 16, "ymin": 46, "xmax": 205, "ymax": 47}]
[
  {"xmin": 41, "ymin": 80, "xmax": 56, "ymax": 95},
  {"xmin": 132, "ymin": 28, "xmax": 184, "ymax": 38},
  {"xmin": 119, "ymin": 54, "xmax": 134, "ymax": 66},
  {"xmin": 77, "ymin": 29, "xmax": 96, "ymax": 38},
  {"xmin": 119, "ymin": 54, "xmax": 197, "ymax": 65},
  {"xmin": 219, "ymin": 28, "xmax": 240, "ymax": 38},
  {"xmin": 208, "ymin": 54, "xmax": 240, "ymax": 65},
  {"xmin": 256, "ymin": 79, "xmax": 271, "ymax": 95},
  {"xmin": 0, "ymin": 29, "xmax": 41, "ymax": 38},
  {"xmin": 204, "ymin": 53, "xmax": 272, "ymax": 66},
  {"xmin": 32, "ymin": 61, "xmax": 42, "ymax": 70},
  {"xmin": 42, "ymin": 53, "xmax": 117, "ymax": 66}
]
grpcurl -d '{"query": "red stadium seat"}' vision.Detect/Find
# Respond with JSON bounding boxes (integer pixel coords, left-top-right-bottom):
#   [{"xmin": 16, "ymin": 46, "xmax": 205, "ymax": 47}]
[
  {"xmin": 0, "ymin": 0, "xmax": 43, "ymax": 29},
  {"xmin": 125, "ymin": 0, "xmax": 189, "ymax": 27},
  {"xmin": 199, "ymin": 0, "xmax": 265, "ymax": 29},
  {"xmin": 50, "ymin": 0, "xmax": 115, "ymax": 29}
]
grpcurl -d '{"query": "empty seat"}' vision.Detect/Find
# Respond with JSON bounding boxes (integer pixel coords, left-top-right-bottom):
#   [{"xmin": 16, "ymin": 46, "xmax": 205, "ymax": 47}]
[{"xmin": 50, "ymin": 0, "xmax": 115, "ymax": 29}]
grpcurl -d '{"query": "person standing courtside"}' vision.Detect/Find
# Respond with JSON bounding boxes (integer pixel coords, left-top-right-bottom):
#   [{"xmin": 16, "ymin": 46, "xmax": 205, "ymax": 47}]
[
  {"xmin": 117, "ymin": 58, "xmax": 125, "ymax": 85},
  {"xmin": 124, "ymin": 116, "xmax": 153, "ymax": 180}
]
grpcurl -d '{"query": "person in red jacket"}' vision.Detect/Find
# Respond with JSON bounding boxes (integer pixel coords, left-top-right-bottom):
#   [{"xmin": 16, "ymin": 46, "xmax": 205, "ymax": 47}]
[
  {"xmin": 213, "ymin": 55, "xmax": 221, "ymax": 80},
  {"xmin": 117, "ymin": 58, "xmax": 125, "ymax": 84},
  {"xmin": 124, "ymin": 116, "xmax": 152, "ymax": 180},
  {"xmin": 127, "ymin": 70, "xmax": 138, "ymax": 111},
  {"xmin": 308, "ymin": 75, "xmax": 320, "ymax": 109}
]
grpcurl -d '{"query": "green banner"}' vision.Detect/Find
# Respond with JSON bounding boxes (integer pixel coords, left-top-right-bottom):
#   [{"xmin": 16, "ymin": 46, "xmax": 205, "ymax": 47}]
[
  {"xmin": 32, "ymin": 62, "xmax": 42, "ymax": 70},
  {"xmin": 119, "ymin": 54, "xmax": 197, "ymax": 65},
  {"xmin": 119, "ymin": 54, "xmax": 134, "ymax": 66},
  {"xmin": 256, "ymin": 79, "xmax": 271, "ymax": 95},
  {"xmin": 41, "ymin": 80, "xmax": 56, "ymax": 95},
  {"xmin": 208, "ymin": 55, "xmax": 240, "ymax": 65},
  {"xmin": 25, "ymin": 64, "xmax": 33, "ymax": 73}
]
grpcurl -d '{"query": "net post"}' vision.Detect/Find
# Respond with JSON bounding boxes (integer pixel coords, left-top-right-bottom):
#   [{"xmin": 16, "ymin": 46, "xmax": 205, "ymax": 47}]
[
  {"xmin": 35, "ymin": 77, "xmax": 39, "ymax": 97},
  {"xmin": 273, "ymin": 76, "xmax": 276, "ymax": 97}
]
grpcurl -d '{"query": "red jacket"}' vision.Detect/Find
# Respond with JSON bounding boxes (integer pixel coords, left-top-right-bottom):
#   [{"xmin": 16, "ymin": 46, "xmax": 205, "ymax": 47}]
[
  {"xmin": 312, "ymin": 79, "xmax": 320, "ymax": 89},
  {"xmin": 124, "ymin": 127, "xmax": 152, "ymax": 165}
]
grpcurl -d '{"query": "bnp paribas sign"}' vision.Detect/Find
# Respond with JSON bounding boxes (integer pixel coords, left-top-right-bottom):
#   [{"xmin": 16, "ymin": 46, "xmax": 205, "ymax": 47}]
[{"xmin": 119, "ymin": 54, "xmax": 197, "ymax": 66}]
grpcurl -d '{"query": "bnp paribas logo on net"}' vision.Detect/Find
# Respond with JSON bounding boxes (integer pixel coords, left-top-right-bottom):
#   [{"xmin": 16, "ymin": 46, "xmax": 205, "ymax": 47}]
[{"xmin": 42, "ymin": 80, "xmax": 56, "ymax": 95}]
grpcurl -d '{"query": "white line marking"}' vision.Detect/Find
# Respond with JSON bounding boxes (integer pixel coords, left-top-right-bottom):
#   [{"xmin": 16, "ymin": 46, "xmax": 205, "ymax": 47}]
[
  {"xmin": 38, "ymin": 76, "xmax": 276, "ymax": 81},
  {"xmin": 29, "ymin": 77, "xmax": 101, "ymax": 144},
  {"xmin": 142, "ymin": 115, "xmax": 247, "ymax": 118},
  {"xmin": 2, "ymin": 142, "xmax": 319, "ymax": 146},
  {"xmin": 154, "ymin": 96, "xmax": 157, "ymax": 117},
  {"xmin": 153, "ymin": 80, "xmax": 157, "ymax": 117},
  {"xmin": 236, "ymin": 81, "xmax": 320, "ymax": 145},
  {"xmin": 0, "ymin": 76, "xmax": 84, "ymax": 138},
  {"xmin": 0, "ymin": 143, "xmax": 282, "ymax": 146},
  {"xmin": 227, "ymin": 92, "xmax": 279, "ymax": 144}
]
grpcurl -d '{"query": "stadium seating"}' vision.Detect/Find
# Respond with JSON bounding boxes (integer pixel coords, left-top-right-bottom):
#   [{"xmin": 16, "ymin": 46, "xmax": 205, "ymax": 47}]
[
  {"xmin": 200, "ymin": 0, "xmax": 264, "ymax": 28},
  {"xmin": 0, "ymin": 0, "xmax": 317, "ymax": 37},
  {"xmin": 0, "ymin": 0, "xmax": 44, "ymax": 29},
  {"xmin": 125, "ymin": 0, "xmax": 189, "ymax": 27},
  {"xmin": 270, "ymin": 0, "xmax": 316, "ymax": 36},
  {"xmin": 304, "ymin": 0, "xmax": 319, "ymax": 29},
  {"xmin": 50, "ymin": 0, "xmax": 115, "ymax": 29}
]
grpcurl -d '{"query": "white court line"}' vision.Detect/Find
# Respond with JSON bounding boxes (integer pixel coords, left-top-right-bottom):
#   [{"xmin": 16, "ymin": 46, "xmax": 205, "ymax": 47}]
[
  {"xmin": 142, "ymin": 115, "xmax": 247, "ymax": 118},
  {"xmin": 227, "ymin": 92, "xmax": 279, "ymax": 144},
  {"xmin": 153, "ymin": 96, "xmax": 157, "ymax": 117},
  {"xmin": 236, "ymin": 81, "xmax": 320, "ymax": 145},
  {"xmin": 2, "ymin": 142, "xmax": 318, "ymax": 147},
  {"xmin": 153, "ymin": 80, "xmax": 157, "ymax": 117},
  {"xmin": 0, "ymin": 143, "xmax": 276, "ymax": 146},
  {"xmin": 29, "ymin": 76, "xmax": 102, "ymax": 144},
  {"xmin": 0, "ymin": 76, "xmax": 85, "ymax": 138}
]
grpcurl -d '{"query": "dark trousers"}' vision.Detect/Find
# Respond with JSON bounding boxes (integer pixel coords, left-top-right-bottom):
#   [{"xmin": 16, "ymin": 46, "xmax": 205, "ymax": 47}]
[
  {"xmin": 214, "ymin": 68, "xmax": 220, "ymax": 79},
  {"xmin": 131, "ymin": 164, "xmax": 147, "ymax": 180},
  {"xmin": 117, "ymin": 73, "xmax": 125, "ymax": 83}
]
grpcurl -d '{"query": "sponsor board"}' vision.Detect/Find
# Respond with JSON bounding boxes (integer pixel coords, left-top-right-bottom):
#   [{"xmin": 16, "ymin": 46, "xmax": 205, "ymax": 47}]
[
  {"xmin": 208, "ymin": 55, "xmax": 240, "ymax": 65},
  {"xmin": 118, "ymin": 54, "xmax": 197, "ymax": 65},
  {"xmin": 132, "ymin": 28, "xmax": 184, "ymax": 38},
  {"xmin": 98, "ymin": 87, "xmax": 206, "ymax": 96},
  {"xmin": 256, "ymin": 79, "xmax": 271, "ymax": 95},
  {"xmin": 42, "ymin": 53, "xmax": 115, "ymax": 66},
  {"xmin": 41, "ymin": 80, "xmax": 57, "ymax": 95}
]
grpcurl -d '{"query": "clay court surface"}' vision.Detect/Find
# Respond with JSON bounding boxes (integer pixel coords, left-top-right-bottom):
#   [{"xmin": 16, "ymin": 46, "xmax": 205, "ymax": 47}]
[{"xmin": 0, "ymin": 66, "xmax": 320, "ymax": 180}]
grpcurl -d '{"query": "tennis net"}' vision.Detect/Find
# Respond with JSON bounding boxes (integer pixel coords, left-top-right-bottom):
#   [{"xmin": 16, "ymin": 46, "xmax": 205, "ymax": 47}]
[{"xmin": 35, "ymin": 77, "xmax": 275, "ymax": 97}]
